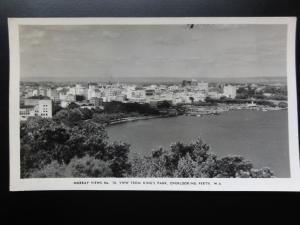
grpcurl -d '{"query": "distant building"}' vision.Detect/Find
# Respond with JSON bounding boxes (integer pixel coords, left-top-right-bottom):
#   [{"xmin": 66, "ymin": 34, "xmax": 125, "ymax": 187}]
[
  {"xmin": 90, "ymin": 97, "xmax": 103, "ymax": 107},
  {"xmin": 127, "ymin": 89, "xmax": 146, "ymax": 103},
  {"xmin": 24, "ymin": 95, "xmax": 51, "ymax": 106},
  {"xmin": 168, "ymin": 85, "xmax": 179, "ymax": 91},
  {"xmin": 88, "ymin": 88, "xmax": 96, "ymax": 100},
  {"xmin": 145, "ymin": 89, "xmax": 155, "ymax": 96},
  {"xmin": 191, "ymin": 79, "xmax": 198, "ymax": 86},
  {"xmin": 223, "ymin": 85, "xmax": 237, "ymax": 99},
  {"xmin": 47, "ymin": 88, "xmax": 60, "ymax": 103},
  {"xmin": 20, "ymin": 105, "xmax": 35, "ymax": 121},
  {"xmin": 75, "ymin": 84, "xmax": 88, "ymax": 98},
  {"xmin": 208, "ymin": 91, "xmax": 221, "ymax": 99},
  {"xmin": 37, "ymin": 99, "xmax": 52, "ymax": 118},
  {"xmin": 182, "ymin": 80, "xmax": 192, "ymax": 87},
  {"xmin": 66, "ymin": 94, "xmax": 76, "ymax": 102},
  {"xmin": 59, "ymin": 91, "xmax": 68, "ymax": 101},
  {"xmin": 20, "ymin": 98, "xmax": 52, "ymax": 120},
  {"xmin": 88, "ymin": 83, "xmax": 98, "ymax": 100},
  {"xmin": 197, "ymin": 82, "xmax": 209, "ymax": 93},
  {"xmin": 182, "ymin": 79, "xmax": 198, "ymax": 87},
  {"xmin": 38, "ymin": 87, "xmax": 47, "ymax": 96}
]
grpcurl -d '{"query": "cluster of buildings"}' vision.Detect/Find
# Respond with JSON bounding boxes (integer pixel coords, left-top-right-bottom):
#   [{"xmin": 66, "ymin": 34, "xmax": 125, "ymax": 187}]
[{"xmin": 20, "ymin": 79, "xmax": 237, "ymax": 121}]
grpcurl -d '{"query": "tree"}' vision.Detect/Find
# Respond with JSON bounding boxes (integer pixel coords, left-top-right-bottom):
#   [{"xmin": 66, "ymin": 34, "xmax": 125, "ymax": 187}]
[
  {"xmin": 214, "ymin": 155, "xmax": 253, "ymax": 178},
  {"xmin": 92, "ymin": 113, "xmax": 110, "ymax": 124},
  {"xmin": 130, "ymin": 138, "xmax": 275, "ymax": 178},
  {"xmin": 54, "ymin": 108, "xmax": 84, "ymax": 126},
  {"xmin": 69, "ymin": 120, "xmax": 108, "ymax": 158},
  {"xmin": 79, "ymin": 108, "xmax": 93, "ymax": 120},
  {"xmin": 20, "ymin": 117, "xmax": 70, "ymax": 177},
  {"xmin": 174, "ymin": 154, "xmax": 197, "ymax": 177},
  {"xmin": 68, "ymin": 102, "xmax": 80, "ymax": 109},
  {"xmin": 65, "ymin": 156, "xmax": 113, "ymax": 177},
  {"xmin": 53, "ymin": 109, "xmax": 68, "ymax": 122},
  {"xmin": 278, "ymin": 102, "xmax": 288, "ymax": 108},
  {"xmin": 189, "ymin": 97, "xmax": 194, "ymax": 104},
  {"xmin": 157, "ymin": 101, "xmax": 172, "ymax": 109},
  {"xmin": 102, "ymin": 142, "xmax": 131, "ymax": 177},
  {"xmin": 30, "ymin": 156, "xmax": 113, "ymax": 178},
  {"xmin": 68, "ymin": 108, "xmax": 83, "ymax": 124},
  {"xmin": 29, "ymin": 161, "xmax": 67, "ymax": 178},
  {"xmin": 21, "ymin": 117, "xmax": 133, "ymax": 178}
]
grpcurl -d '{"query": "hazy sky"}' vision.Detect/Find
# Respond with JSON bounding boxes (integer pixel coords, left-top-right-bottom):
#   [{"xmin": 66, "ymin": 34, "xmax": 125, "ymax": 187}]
[{"xmin": 20, "ymin": 24, "xmax": 287, "ymax": 79}]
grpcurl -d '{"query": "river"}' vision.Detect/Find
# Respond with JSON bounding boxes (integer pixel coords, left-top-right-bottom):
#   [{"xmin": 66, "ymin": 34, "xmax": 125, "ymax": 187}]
[{"xmin": 107, "ymin": 110, "xmax": 290, "ymax": 177}]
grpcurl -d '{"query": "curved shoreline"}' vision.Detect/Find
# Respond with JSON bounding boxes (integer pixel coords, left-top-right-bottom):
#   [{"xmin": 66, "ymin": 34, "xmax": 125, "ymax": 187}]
[
  {"xmin": 107, "ymin": 115, "xmax": 174, "ymax": 126},
  {"xmin": 105, "ymin": 107, "xmax": 287, "ymax": 126}
]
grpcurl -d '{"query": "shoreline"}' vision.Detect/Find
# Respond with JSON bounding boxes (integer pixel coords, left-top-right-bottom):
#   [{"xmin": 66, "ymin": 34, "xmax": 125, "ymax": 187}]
[
  {"xmin": 106, "ymin": 106, "xmax": 287, "ymax": 126},
  {"xmin": 184, "ymin": 106, "xmax": 288, "ymax": 117},
  {"xmin": 107, "ymin": 115, "xmax": 174, "ymax": 126}
]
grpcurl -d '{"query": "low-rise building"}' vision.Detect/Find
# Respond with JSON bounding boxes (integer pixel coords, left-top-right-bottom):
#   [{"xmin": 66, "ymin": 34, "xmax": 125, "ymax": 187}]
[{"xmin": 20, "ymin": 105, "xmax": 35, "ymax": 121}]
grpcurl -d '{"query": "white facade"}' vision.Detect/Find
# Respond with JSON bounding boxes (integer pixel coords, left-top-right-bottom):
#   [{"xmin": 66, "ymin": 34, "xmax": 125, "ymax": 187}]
[
  {"xmin": 88, "ymin": 88, "xmax": 96, "ymax": 100},
  {"xmin": 20, "ymin": 106, "xmax": 35, "ymax": 121},
  {"xmin": 223, "ymin": 85, "xmax": 237, "ymax": 99},
  {"xmin": 208, "ymin": 91, "xmax": 221, "ymax": 99},
  {"xmin": 87, "ymin": 84, "xmax": 97, "ymax": 100},
  {"xmin": 37, "ymin": 99, "xmax": 52, "ymax": 118},
  {"xmin": 127, "ymin": 89, "xmax": 146, "ymax": 103},
  {"xmin": 197, "ymin": 82, "xmax": 209, "ymax": 93}
]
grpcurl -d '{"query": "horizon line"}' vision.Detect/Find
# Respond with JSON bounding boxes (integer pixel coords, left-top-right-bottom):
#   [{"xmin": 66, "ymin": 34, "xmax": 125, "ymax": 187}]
[{"xmin": 21, "ymin": 75, "xmax": 287, "ymax": 79}]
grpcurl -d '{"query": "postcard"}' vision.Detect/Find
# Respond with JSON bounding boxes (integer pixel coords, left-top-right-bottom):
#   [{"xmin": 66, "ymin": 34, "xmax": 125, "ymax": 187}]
[{"xmin": 9, "ymin": 17, "xmax": 300, "ymax": 191}]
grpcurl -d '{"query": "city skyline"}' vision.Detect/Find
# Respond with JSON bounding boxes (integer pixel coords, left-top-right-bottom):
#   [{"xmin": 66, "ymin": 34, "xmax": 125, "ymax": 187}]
[{"xmin": 20, "ymin": 24, "xmax": 287, "ymax": 80}]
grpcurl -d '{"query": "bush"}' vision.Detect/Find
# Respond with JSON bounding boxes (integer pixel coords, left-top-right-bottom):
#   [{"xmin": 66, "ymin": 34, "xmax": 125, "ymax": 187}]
[
  {"xmin": 65, "ymin": 156, "xmax": 113, "ymax": 177},
  {"xmin": 30, "ymin": 156, "xmax": 113, "ymax": 178},
  {"xmin": 30, "ymin": 161, "xmax": 67, "ymax": 178},
  {"xmin": 130, "ymin": 138, "xmax": 274, "ymax": 178}
]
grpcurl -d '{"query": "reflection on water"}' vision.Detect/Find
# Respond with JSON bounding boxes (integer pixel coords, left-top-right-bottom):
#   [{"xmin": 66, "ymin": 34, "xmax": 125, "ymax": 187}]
[{"xmin": 107, "ymin": 110, "xmax": 290, "ymax": 177}]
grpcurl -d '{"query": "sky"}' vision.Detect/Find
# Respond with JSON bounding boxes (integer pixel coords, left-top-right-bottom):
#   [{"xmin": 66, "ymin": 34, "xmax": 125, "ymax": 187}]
[{"xmin": 19, "ymin": 24, "xmax": 287, "ymax": 80}]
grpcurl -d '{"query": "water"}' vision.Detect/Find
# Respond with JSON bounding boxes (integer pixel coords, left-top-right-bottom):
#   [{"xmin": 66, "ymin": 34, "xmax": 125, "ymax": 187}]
[{"xmin": 107, "ymin": 110, "xmax": 290, "ymax": 177}]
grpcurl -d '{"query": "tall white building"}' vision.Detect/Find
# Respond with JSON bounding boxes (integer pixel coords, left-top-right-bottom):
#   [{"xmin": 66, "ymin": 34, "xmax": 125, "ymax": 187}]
[
  {"xmin": 88, "ymin": 83, "xmax": 97, "ymax": 100},
  {"xmin": 37, "ymin": 99, "xmax": 52, "ymax": 118},
  {"xmin": 223, "ymin": 85, "xmax": 237, "ymax": 99}
]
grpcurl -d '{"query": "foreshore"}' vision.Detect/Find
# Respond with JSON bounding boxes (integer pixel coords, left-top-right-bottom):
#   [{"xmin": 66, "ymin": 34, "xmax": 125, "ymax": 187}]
[
  {"xmin": 107, "ymin": 115, "xmax": 171, "ymax": 126},
  {"xmin": 184, "ymin": 104, "xmax": 287, "ymax": 117},
  {"xmin": 106, "ymin": 104, "xmax": 288, "ymax": 126}
]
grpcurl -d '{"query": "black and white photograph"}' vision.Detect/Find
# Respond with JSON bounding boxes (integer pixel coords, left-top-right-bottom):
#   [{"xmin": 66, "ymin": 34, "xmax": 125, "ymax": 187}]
[{"xmin": 8, "ymin": 17, "xmax": 300, "ymax": 191}]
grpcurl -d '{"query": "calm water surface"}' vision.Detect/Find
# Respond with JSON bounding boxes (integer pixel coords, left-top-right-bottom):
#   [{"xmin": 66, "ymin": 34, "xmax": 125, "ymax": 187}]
[{"xmin": 107, "ymin": 110, "xmax": 290, "ymax": 177}]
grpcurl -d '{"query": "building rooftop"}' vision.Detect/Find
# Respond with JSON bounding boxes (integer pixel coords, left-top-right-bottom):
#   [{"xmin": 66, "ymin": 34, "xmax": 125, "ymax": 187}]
[
  {"xmin": 20, "ymin": 104, "xmax": 35, "ymax": 109},
  {"xmin": 26, "ymin": 95, "xmax": 50, "ymax": 100}
]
